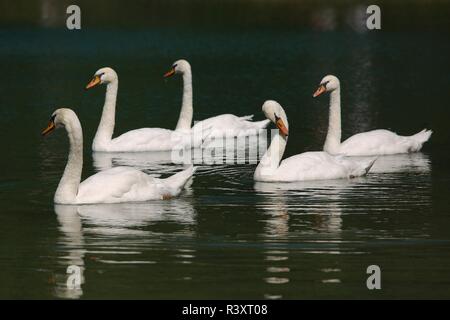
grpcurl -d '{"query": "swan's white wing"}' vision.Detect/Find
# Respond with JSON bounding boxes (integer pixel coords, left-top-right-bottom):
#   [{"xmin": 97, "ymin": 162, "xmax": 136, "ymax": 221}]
[
  {"xmin": 193, "ymin": 114, "xmax": 269, "ymax": 138},
  {"xmin": 76, "ymin": 166, "xmax": 195, "ymax": 204},
  {"xmin": 263, "ymin": 152, "xmax": 371, "ymax": 182},
  {"xmin": 339, "ymin": 129, "xmax": 410, "ymax": 156},
  {"xmin": 108, "ymin": 128, "xmax": 190, "ymax": 152},
  {"xmin": 76, "ymin": 167, "xmax": 164, "ymax": 203},
  {"xmin": 273, "ymin": 152, "xmax": 351, "ymax": 181}
]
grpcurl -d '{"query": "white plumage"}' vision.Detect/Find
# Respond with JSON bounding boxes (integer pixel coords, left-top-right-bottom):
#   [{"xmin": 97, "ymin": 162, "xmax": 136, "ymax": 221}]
[
  {"xmin": 42, "ymin": 108, "xmax": 195, "ymax": 204},
  {"xmin": 95, "ymin": 127, "xmax": 200, "ymax": 152},
  {"xmin": 254, "ymin": 100, "xmax": 376, "ymax": 182},
  {"xmin": 164, "ymin": 59, "xmax": 270, "ymax": 139},
  {"xmin": 263, "ymin": 151, "xmax": 375, "ymax": 182},
  {"xmin": 335, "ymin": 129, "xmax": 432, "ymax": 156},
  {"xmin": 76, "ymin": 166, "xmax": 195, "ymax": 204},
  {"xmin": 86, "ymin": 67, "xmax": 204, "ymax": 152},
  {"xmin": 192, "ymin": 114, "xmax": 269, "ymax": 138},
  {"xmin": 313, "ymin": 75, "xmax": 432, "ymax": 156}
]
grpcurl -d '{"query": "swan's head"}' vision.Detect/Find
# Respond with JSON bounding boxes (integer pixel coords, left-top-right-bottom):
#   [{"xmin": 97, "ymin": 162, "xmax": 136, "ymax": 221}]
[
  {"xmin": 41, "ymin": 108, "xmax": 77, "ymax": 136},
  {"xmin": 262, "ymin": 100, "xmax": 289, "ymax": 137},
  {"xmin": 163, "ymin": 59, "xmax": 191, "ymax": 78},
  {"xmin": 85, "ymin": 67, "xmax": 118, "ymax": 90},
  {"xmin": 313, "ymin": 75, "xmax": 340, "ymax": 97}
]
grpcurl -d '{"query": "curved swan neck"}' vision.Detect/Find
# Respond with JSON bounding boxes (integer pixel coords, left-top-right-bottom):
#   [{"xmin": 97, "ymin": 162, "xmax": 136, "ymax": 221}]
[
  {"xmin": 175, "ymin": 69, "xmax": 193, "ymax": 131},
  {"xmin": 55, "ymin": 117, "xmax": 83, "ymax": 204},
  {"xmin": 324, "ymin": 87, "xmax": 342, "ymax": 153},
  {"xmin": 93, "ymin": 79, "xmax": 118, "ymax": 149},
  {"xmin": 255, "ymin": 128, "xmax": 287, "ymax": 179}
]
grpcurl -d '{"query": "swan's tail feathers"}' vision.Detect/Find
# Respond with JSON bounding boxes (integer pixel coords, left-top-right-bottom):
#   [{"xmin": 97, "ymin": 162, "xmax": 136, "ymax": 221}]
[
  {"xmin": 349, "ymin": 157, "xmax": 377, "ymax": 178},
  {"xmin": 240, "ymin": 114, "xmax": 271, "ymax": 130},
  {"xmin": 253, "ymin": 119, "xmax": 271, "ymax": 129},
  {"xmin": 409, "ymin": 129, "xmax": 432, "ymax": 152},
  {"xmin": 165, "ymin": 165, "xmax": 197, "ymax": 192},
  {"xmin": 239, "ymin": 114, "xmax": 254, "ymax": 121},
  {"xmin": 410, "ymin": 129, "xmax": 433, "ymax": 151},
  {"xmin": 411, "ymin": 129, "xmax": 433, "ymax": 143}
]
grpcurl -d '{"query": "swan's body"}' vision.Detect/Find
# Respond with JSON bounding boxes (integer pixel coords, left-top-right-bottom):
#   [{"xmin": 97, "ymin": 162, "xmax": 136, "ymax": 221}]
[
  {"xmin": 86, "ymin": 67, "xmax": 203, "ymax": 152},
  {"xmin": 75, "ymin": 166, "xmax": 194, "ymax": 204},
  {"xmin": 42, "ymin": 108, "xmax": 195, "ymax": 204},
  {"xmin": 192, "ymin": 114, "xmax": 267, "ymax": 138},
  {"xmin": 331, "ymin": 128, "xmax": 431, "ymax": 156},
  {"xmin": 94, "ymin": 127, "xmax": 197, "ymax": 153},
  {"xmin": 256, "ymin": 151, "xmax": 374, "ymax": 182},
  {"xmin": 164, "ymin": 60, "xmax": 269, "ymax": 139},
  {"xmin": 313, "ymin": 75, "xmax": 432, "ymax": 156},
  {"xmin": 254, "ymin": 101, "xmax": 375, "ymax": 182}
]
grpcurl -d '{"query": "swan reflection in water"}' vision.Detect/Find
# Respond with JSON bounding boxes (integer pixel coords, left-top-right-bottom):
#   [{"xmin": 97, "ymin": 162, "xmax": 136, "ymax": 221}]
[
  {"xmin": 92, "ymin": 151, "xmax": 176, "ymax": 171},
  {"xmin": 255, "ymin": 179, "xmax": 368, "ymax": 299},
  {"xmin": 255, "ymin": 179, "xmax": 354, "ymax": 235},
  {"xmin": 254, "ymin": 152, "xmax": 431, "ymax": 298},
  {"xmin": 53, "ymin": 198, "xmax": 196, "ymax": 299},
  {"xmin": 54, "ymin": 205, "xmax": 85, "ymax": 299}
]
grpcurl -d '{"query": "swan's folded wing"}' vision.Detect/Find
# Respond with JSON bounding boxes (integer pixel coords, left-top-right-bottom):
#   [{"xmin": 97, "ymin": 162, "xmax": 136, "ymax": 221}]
[
  {"xmin": 340, "ymin": 129, "xmax": 406, "ymax": 155},
  {"xmin": 277, "ymin": 152, "xmax": 349, "ymax": 181},
  {"xmin": 193, "ymin": 114, "xmax": 268, "ymax": 138},
  {"xmin": 76, "ymin": 167, "xmax": 161, "ymax": 203},
  {"xmin": 110, "ymin": 128, "xmax": 188, "ymax": 151}
]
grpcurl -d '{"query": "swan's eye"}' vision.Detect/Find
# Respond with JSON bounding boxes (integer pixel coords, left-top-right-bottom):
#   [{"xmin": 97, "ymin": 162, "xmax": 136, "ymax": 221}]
[
  {"xmin": 50, "ymin": 114, "xmax": 56, "ymax": 123},
  {"xmin": 322, "ymin": 80, "xmax": 330, "ymax": 88},
  {"xmin": 274, "ymin": 113, "xmax": 280, "ymax": 121},
  {"xmin": 172, "ymin": 64, "xmax": 177, "ymax": 69}
]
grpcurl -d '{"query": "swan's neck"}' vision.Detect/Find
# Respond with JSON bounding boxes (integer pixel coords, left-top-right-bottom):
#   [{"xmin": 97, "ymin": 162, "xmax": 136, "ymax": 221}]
[
  {"xmin": 55, "ymin": 120, "xmax": 83, "ymax": 204},
  {"xmin": 255, "ymin": 129, "xmax": 287, "ymax": 179},
  {"xmin": 175, "ymin": 70, "xmax": 193, "ymax": 132},
  {"xmin": 324, "ymin": 88, "xmax": 342, "ymax": 153},
  {"xmin": 93, "ymin": 80, "xmax": 118, "ymax": 150}
]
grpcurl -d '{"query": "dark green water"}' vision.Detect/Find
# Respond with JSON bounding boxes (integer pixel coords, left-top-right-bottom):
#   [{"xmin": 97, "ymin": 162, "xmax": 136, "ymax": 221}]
[{"xmin": 1, "ymin": 26, "xmax": 450, "ymax": 299}]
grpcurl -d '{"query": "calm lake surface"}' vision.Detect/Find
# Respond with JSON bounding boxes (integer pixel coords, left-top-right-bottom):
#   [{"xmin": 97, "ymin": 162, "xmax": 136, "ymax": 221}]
[{"xmin": 0, "ymin": 25, "xmax": 449, "ymax": 299}]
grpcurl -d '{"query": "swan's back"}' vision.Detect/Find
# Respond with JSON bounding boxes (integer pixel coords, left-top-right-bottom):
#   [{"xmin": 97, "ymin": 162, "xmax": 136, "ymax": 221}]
[
  {"xmin": 76, "ymin": 167, "xmax": 161, "ymax": 203},
  {"xmin": 107, "ymin": 128, "xmax": 190, "ymax": 152},
  {"xmin": 76, "ymin": 166, "xmax": 195, "ymax": 204},
  {"xmin": 339, "ymin": 129, "xmax": 429, "ymax": 156},
  {"xmin": 268, "ymin": 152, "xmax": 371, "ymax": 182},
  {"xmin": 275, "ymin": 152, "xmax": 348, "ymax": 181},
  {"xmin": 193, "ymin": 114, "xmax": 269, "ymax": 138}
]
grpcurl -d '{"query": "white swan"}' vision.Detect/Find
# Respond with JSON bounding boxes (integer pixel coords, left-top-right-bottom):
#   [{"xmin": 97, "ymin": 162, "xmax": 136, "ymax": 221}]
[
  {"xmin": 254, "ymin": 100, "xmax": 376, "ymax": 182},
  {"xmin": 313, "ymin": 75, "xmax": 432, "ymax": 156},
  {"xmin": 42, "ymin": 108, "xmax": 196, "ymax": 204},
  {"xmin": 163, "ymin": 59, "xmax": 270, "ymax": 138},
  {"xmin": 85, "ymin": 67, "xmax": 205, "ymax": 152}
]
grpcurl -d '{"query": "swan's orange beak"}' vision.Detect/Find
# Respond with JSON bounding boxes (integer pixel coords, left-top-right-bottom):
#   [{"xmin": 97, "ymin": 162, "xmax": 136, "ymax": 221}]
[
  {"xmin": 41, "ymin": 121, "xmax": 56, "ymax": 136},
  {"xmin": 163, "ymin": 67, "xmax": 176, "ymax": 78},
  {"xmin": 313, "ymin": 85, "xmax": 326, "ymax": 97},
  {"xmin": 276, "ymin": 118, "xmax": 289, "ymax": 137},
  {"xmin": 85, "ymin": 75, "xmax": 101, "ymax": 90}
]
